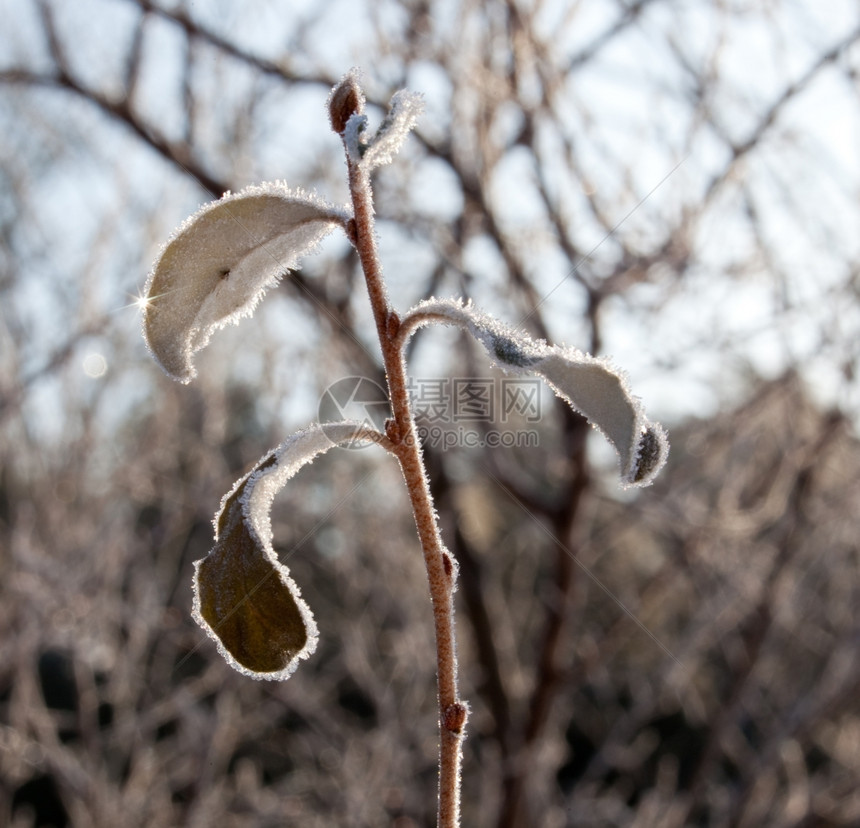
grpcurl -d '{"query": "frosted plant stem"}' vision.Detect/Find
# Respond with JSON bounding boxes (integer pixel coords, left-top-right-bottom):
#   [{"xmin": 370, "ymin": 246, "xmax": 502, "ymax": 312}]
[{"xmin": 346, "ymin": 156, "xmax": 465, "ymax": 828}]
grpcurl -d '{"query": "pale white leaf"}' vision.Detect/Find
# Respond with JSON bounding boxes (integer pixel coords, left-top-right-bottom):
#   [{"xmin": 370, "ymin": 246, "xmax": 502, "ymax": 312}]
[
  {"xmin": 401, "ymin": 298, "xmax": 669, "ymax": 486},
  {"xmin": 143, "ymin": 183, "xmax": 349, "ymax": 383},
  {"xmin": 361, "ymin": 90, "xmax": 424, "ymax": 171},
  {"xmin": 192, "ymin": 422, "xmax": 386, "ymax": 681}
]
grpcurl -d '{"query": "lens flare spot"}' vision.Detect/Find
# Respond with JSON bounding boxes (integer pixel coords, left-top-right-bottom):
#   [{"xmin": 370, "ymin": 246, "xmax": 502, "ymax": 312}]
[{"xmin": 83, "ymin": 353, "xmax": 107, "ymax": 378}]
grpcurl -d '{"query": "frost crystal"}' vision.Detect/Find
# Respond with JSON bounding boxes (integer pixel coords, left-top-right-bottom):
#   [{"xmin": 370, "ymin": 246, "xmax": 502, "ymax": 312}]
[{"xmin": 142, "ymin": 183, "xmax": 349, "ymax": 383}]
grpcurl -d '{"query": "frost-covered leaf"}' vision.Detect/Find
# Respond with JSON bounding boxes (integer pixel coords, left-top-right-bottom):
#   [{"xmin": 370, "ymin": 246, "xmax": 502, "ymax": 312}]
[
  {"xmin": 402, "ymin": 299, "xmax": 669, "ymax": 487},
  {"xmin": 192, "ymin": 422, "xmax": 384, "ymax": 680},
  {"xmin": 143, "ymin": 183, "xmax": 348, "ymax": 383},
  {"xmin": 340, "ymin": 86, "xmax": 423, "ymax": 170},
  {"xmin": 359, "ymin": 90, "xmax": 424, "ymax": 171}
]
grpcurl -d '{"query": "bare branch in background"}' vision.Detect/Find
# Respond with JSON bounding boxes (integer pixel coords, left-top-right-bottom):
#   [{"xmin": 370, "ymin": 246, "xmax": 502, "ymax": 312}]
[{"xmin": 2, "ymin": 0, "xmax": 859, "ymax": 825}]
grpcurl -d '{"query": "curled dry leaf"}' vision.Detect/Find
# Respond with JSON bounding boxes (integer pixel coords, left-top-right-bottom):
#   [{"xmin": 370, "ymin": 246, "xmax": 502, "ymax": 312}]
[
  {"xmin": 142, "ymin": 183, "xmax": 349, "ymax": 383},
  {"xmin": 401, "ymin": 299, "xmax": 669, "ymax": 486},
  {"xmin": 193, "ymin": 422, "xmax": 386, "ymax": 680}
]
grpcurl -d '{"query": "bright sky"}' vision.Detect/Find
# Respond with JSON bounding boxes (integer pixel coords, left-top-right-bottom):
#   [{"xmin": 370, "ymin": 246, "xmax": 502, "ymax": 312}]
[{"xmin": 2, "ymin": 0, "xmax": 859, "ymax": 452}]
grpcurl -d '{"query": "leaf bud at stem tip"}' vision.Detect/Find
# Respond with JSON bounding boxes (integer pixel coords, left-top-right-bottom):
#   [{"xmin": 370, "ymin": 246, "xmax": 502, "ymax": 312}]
[{"xmin": 329, "ymin": 70, "xmax": 365, "ymax": 134}]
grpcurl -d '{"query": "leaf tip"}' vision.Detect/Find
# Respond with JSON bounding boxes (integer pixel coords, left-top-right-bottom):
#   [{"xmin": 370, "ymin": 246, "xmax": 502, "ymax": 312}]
[
  {"xmin": 191, "ymin": 527, "xmax": 319, "ymax": 681},
  {"xmin": 625, "ymin": 423, "xmax": 670, "ymax": 487}
]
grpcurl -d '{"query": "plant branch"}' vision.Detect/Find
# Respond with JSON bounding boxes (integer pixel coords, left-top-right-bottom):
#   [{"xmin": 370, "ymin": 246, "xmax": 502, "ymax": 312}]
[{"xmin": 342, "ymin": 130, "xmax": 466, "ymax": 828}]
